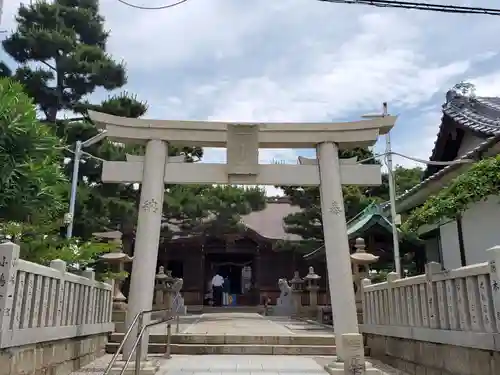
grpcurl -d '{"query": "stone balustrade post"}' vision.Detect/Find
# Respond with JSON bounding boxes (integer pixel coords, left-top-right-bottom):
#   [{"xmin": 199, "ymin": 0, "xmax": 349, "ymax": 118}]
[
  {"xmin": 361, "ymin": 278, "xmax": 372, "ymax": 325},
  {"xmin": 486, "ymin": 245, "xmax": 500, "ymax": 331},
  {"xmin": 0, "ymin": 242, "xmax": 20, "ymax": 348},
  {"xmin": 425, "ymin": 262, "xmax": 442, "ymax": 329},
  {"xmin": 50, "ymin": 259, "xmax": 67, "ymax": 327},
  {"xmin": 386, "ymin": 272, "xmax": 399, "ymax": 325}
]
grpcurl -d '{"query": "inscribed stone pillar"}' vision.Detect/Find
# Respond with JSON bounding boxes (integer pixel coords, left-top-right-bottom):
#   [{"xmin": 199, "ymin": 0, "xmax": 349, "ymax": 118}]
[
  {"xmin": 123, "ymin": 139, "xmax": 168, "ymax": 361},
  {"xmin": 317, "ymin": 142, "xmax": 359, "ymax": 361}
]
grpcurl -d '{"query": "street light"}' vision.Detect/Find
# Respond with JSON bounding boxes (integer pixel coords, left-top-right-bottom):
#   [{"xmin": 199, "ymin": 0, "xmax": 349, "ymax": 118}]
[{"xmin": 66, "ymin": 131, "xmax": 108, "ymax": 239}]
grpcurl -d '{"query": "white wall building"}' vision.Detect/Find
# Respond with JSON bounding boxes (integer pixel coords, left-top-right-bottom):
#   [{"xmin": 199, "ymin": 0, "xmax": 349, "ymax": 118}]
[{"xmin": 393, "ymin": 92, "xmax": 500, "ymax": 270}]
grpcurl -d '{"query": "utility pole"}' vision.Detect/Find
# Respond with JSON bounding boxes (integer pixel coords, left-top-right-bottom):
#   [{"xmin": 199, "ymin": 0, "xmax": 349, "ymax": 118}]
[
  {"xmin": 383, "ymin": 102, "xmax": 402, "ymax": 277},
  {"xmin": 362, "ymin": 103, "xmax": 401, "ymax": 277}
]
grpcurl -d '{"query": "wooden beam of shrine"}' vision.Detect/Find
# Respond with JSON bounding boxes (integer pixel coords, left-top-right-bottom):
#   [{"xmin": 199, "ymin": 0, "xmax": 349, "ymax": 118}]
[{"xmin": 102, "ymin": 162, "xmax": 382, "ymax": 186}]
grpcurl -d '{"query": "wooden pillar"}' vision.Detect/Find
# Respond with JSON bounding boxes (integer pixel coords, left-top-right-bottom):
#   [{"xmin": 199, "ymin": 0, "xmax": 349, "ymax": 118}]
[
  {"xmin": 254, "ymin": 247, "xmax": 261, "ymax": 304},
  {"xmin": 199, "ymin": 250, "xmax": 205, "ymax": 306}
]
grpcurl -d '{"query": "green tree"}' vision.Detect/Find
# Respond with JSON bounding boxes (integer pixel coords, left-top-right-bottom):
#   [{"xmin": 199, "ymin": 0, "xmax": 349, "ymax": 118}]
[
  {"xmin": 366, "ymin": 165, "xmax": 423, "ymax": 201},
  {"xmin": 280, "ymin": 148, "xmax": 376, "ymax": 247},
  {"xmin": 280, "ymin": 150, "xmax": 423, "ymax": 249},
  {"xmin": 2, "ymin": 0, "xmax": 266, "ymax": 255},
  {"xmin": 0, "ymin": 77, "xmax": 114, "ymax": 267},
  {"xmin": 1, "ymin": 0, "xmax": 151, "ymax": 238},
  {"xmin": 2, "ymin": 0, "xmax": 129, "ymax": 124},
  {"xmin": 0, "ymin": 77, "xmax": 66, "ymax": 223}
]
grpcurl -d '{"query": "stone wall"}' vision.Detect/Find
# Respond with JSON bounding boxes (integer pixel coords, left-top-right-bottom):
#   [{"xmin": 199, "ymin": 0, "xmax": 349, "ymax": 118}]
[
  {"xmin": 365, "ymin": 334, "xmax": 500, "ymax": 375},
  {"xmin": 0, "ymin": 333, "xmax": 108, "ymax": 375}
]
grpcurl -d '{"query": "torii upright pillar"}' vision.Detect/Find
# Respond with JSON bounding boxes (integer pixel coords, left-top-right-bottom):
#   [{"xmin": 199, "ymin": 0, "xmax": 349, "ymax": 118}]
[
  {"xmin": 124, "ymin": 140, "xmax": 168, "ymax": 360},
  {"xmin": 317, "ymin": 142, "xmax": 359, "ymax": 361}
]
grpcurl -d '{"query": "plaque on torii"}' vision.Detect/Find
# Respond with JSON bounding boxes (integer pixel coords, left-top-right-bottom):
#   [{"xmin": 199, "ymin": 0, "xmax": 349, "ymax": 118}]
[{"xmin": 88, "ymin": 110, "xmax": 396, "ymax": 187}]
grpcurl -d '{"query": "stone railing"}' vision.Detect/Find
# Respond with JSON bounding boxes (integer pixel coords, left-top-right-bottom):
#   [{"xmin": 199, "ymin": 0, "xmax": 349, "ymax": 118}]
[
  {"xmin": 0, "ymin": 241, "xmax": 114, "ymax": 349},
  {"xmin": 360, "ymin": 245, "xmax": 500, "ymax": 351}
]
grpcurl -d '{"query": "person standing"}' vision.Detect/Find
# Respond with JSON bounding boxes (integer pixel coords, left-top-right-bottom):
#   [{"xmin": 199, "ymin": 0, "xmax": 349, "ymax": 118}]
[
  {"xmin": 223, "ymin": 276, "xmax": 231, "ymax": 306},
  {"xmin": 211, "ymin": 272, "xmax": 224, "ymax": 307}
]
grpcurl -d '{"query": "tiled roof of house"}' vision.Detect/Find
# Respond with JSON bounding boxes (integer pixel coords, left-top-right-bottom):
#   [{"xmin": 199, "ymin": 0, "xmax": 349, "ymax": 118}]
[
  {"xmin": 386, "ymin": 92, "xmax": 500, "ymax": 213},
  {"xmin": 386, "ymin": 135, "xmax": 500, "ymax": 213},
  {"xmin": 428, "ymin": 93, "xmax": 500, "ymax": 163}
]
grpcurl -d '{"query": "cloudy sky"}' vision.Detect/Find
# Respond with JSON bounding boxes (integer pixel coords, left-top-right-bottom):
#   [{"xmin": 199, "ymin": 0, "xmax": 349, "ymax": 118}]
[{"xmin": 2, "ymin": 0, "xmax": 500, "ymax": 195}]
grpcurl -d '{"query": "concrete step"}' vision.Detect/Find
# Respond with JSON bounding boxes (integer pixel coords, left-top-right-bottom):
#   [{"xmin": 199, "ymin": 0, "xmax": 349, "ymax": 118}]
[
  {"xmin": 105, "ymin": 342, "xmax": 337, "ymax": 355},
  {"xmin": 109, "ymin": 333, "xmax": 336, "ymax": 346},
  {"xmin": 187, "ymin": 306, "xmax": 265, "ymax": 314}
]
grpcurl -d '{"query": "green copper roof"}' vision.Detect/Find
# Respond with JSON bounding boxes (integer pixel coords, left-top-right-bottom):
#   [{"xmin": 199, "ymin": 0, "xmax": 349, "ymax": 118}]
[{"xmin": 303, "ymin": 203, "xmax": 404, "ymax": 260}]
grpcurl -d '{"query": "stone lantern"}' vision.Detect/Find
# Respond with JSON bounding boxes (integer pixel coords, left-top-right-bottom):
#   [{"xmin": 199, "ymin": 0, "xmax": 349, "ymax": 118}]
[
  {"xmin": 155, "ymin": 267, "xmax": 175, "ymax": 310},
  {"xmin": 154, "ymin": 266, "xmax": 168, "ymax": 307},
  {"xmin": 304, "ymin": 266, "xmax": 321, "ymax": 307},
  {"xmin": 96, "ymin": 231, "xmax": 133, "ymax": 311},
  {"xmin": 350, "ymin": 237, "xmax": 379, "ymax": 311},
  {"xmin": 289, "ymin": 270, "xmax": 305, "ymax": 312}
]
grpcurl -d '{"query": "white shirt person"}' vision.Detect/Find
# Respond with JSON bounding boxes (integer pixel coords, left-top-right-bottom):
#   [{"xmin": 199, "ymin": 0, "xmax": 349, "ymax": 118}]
[
  {"xmin": 211, "ymin": 274, "xmax": 224, "ymax": 287},
  {"xmin": 211, "ymin": 273, "xmax": 224, "ymax": 306}
]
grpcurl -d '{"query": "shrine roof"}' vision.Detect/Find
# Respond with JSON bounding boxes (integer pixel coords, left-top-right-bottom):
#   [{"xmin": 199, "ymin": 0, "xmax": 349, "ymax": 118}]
[
  {"xmin": 240, "ymin": 199, "xmax": 302, "ymax": 241},
  {"xmin": 303, "ymin": 203, "xmax": 404, "ymax": 260},
  {"xmin": 164, "ymin": 198, "xmax": 303, "ymax": 243}
]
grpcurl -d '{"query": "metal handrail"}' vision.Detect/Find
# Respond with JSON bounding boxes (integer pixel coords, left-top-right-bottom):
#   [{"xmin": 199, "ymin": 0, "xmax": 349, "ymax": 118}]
[
  {"xmin": 120, "ymin": 316, "xmax": 173, "ymax": 375},
  {"xmin": 103, "ymin": 307, "xmax": 174, "ymax": 375},
  {"xmin": 171, "ymin": 292, "xmax": 183, "ymax": 333}
]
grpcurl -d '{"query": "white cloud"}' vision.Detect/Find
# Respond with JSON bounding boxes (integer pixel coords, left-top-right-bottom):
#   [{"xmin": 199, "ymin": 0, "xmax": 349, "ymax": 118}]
[
  {"xmin": 3, "ymin": 0, "xmax": 500, "ymax": 196},
  {"xmin": 472, "ymin": 72, "xmax": 500, "ymax": 97}
]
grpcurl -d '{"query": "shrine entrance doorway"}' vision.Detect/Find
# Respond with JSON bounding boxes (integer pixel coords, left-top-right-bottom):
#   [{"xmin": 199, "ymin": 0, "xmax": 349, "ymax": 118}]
[{"xmin": 205, "ymin": 252, "xmax": 255, "ymax": 306}]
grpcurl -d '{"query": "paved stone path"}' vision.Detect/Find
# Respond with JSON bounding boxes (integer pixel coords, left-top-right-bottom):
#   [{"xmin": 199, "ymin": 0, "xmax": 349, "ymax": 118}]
[
  {"xmin": 151, "ymin": 313, "xmax": 336, "ymax": 337},
  {"xmin": 183, "ymin": 313, "xmax": 304, "ymax": 335},
  {"xmin": 70, "ymin": 354, "xmax": 411, "ymax": 375},
  {"xmin": 158, "ymin": 354, "xmax": 329, "ymax": 374}
]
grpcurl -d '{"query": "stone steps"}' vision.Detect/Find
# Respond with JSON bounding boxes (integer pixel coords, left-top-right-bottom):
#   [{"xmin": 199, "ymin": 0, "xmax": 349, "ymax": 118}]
[
  {"xmin": 106, "ymin": 333, "xmax": 338, "ymax": 356},
  {"xmin": 110, "ymin": 333, "xmax": 336, "ymax": 345},
  {"xmin": 186, "ymin": 305, "xmax": 265, "ymax": 314},
  {"xmin": 105, "ymin": 342, "xmax": 337, "ymax": 355}
]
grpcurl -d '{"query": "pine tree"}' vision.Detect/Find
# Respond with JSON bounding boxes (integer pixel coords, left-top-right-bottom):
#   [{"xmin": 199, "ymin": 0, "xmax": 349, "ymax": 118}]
[
  {"xmin": 280, "ymin": 148, "xmax": 423, "ymax": 251},
  {"xmin": 2, "ymin": 0, "xmax": 266, "ymax": 252},
  {"xmin": 2, "ymin": 0, "xmax": 156, "ymax": 240}
]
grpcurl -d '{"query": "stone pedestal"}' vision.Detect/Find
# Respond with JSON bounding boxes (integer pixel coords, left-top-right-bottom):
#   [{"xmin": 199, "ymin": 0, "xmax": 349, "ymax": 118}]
[
  {"xmin": 324, "ymin": 334, "xmax": 381, "ymax": 374},
  {"xmin": 107, "ymin": 360, "xmax": 160, "ymax": 375},
  {"xmin": 350, "ymin": 238, "xmax": 379, "ymax": 315},
  {"xmin": 289, "ymin": 270, "xmax": 304, "ymax": 314},
  {"xmin": 324, "ymin": 361, "xmax": 381, "ymax": 374},
  {"xmin": 308, "ymin": 285, "xmax": 319, "ymax": 307}
]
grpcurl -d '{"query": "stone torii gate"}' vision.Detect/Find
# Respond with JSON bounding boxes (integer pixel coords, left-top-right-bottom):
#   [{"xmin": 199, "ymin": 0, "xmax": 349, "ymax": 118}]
[{"xmin": 88, "ymin": 110, "xmax": 396, "ymax": 364}]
